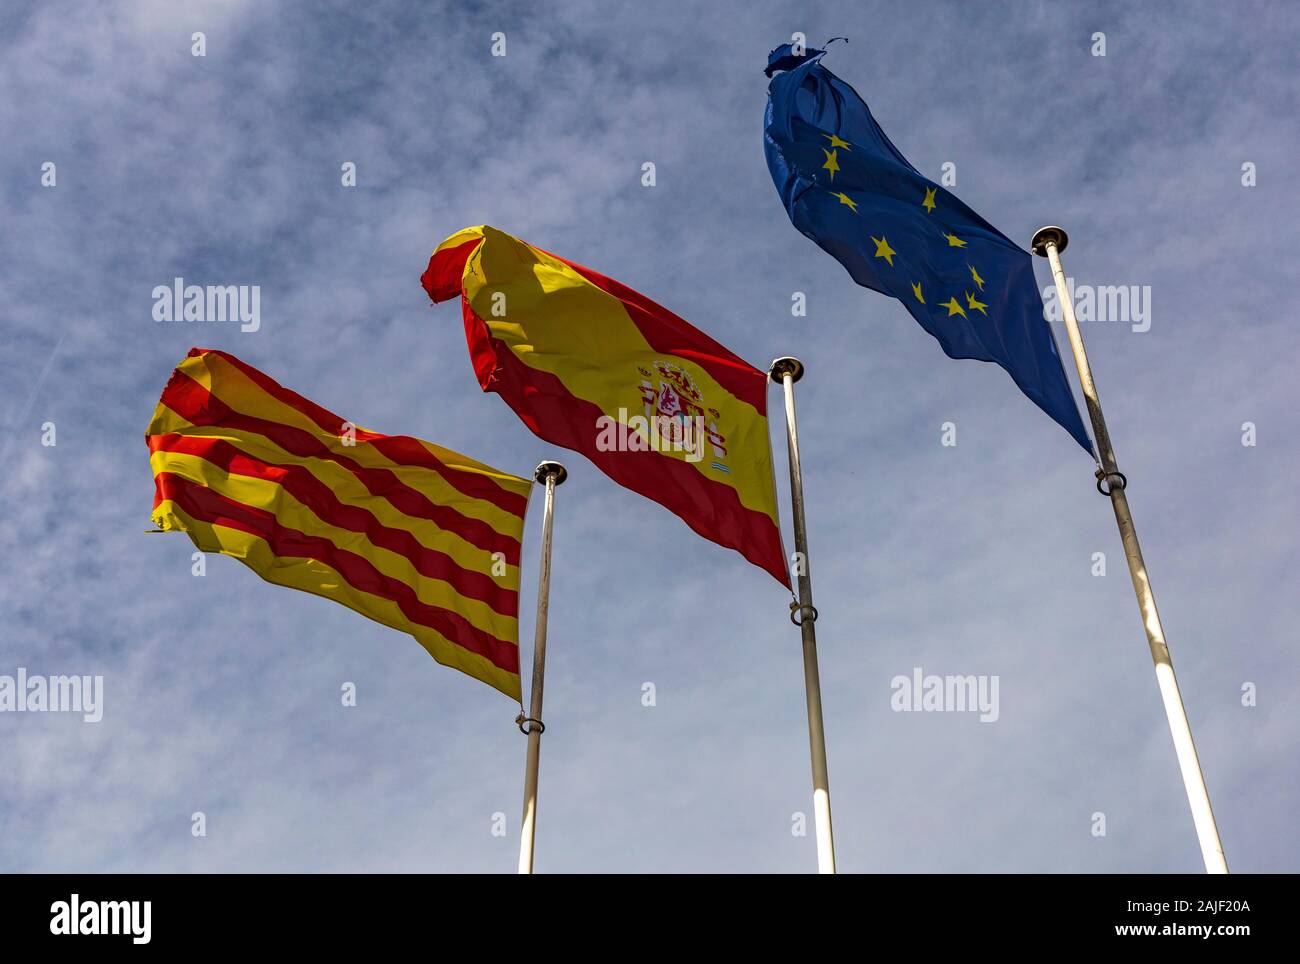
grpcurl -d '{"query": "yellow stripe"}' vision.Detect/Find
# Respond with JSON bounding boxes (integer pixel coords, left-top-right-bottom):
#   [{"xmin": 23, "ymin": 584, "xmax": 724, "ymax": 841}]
[
  {"xmin": 156, "ymin": 501, "xmax": 521, "ymax": 700},
  {"xmin": 148, "ymin": 350, "xmax": 531, "ymax": 535},
  {"xmin": 151, "ymin": 450, "xmax": 520, "ymax": 643},
  {"xmin": 459, "ymin": 226, "xmax": 780, "ymax": 524}
]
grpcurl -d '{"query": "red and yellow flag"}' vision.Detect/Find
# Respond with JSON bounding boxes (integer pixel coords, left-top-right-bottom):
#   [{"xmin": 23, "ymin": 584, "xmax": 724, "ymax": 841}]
[
  {"xmin": 145, "ymin": 348, "xmax": 531, "ymax": 699},
  {"xmin": 422, "ymin": 225, "xmax": 789, "ymax": 587}
]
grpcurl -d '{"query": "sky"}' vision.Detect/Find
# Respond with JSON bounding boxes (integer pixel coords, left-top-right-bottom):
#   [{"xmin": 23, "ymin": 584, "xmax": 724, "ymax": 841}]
[{"xmin": 1, "ymin": 0, "xmax": 1296, "ymax": 873}]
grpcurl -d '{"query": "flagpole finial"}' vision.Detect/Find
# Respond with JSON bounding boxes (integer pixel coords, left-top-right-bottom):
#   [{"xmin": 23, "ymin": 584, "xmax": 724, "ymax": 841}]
[
  {"xmin": 535, "ymin": 461, "xmax": 567, "ymax": 485},
  {"xmin": 769, "ymin": 356, "xmax": 805, "ymax": 383},
  {"xmin": 1030, "ymin": 225, "xmax": 1069, "ymax": 257}
]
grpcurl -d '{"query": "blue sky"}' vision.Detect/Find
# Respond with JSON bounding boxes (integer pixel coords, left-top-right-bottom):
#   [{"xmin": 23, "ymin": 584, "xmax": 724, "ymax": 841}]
[{"xmin": 1, "ymin": 0, "xmax": 1296, "ymax": 872}]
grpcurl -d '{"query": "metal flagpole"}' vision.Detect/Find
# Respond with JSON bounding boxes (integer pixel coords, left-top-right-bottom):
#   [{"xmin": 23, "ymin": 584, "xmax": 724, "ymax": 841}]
[
  {"xmin": 770, "ymin": 357, "xmax": 837, "ymax": 874},
  {"xmin": 1031, "ymin": 226, "xmax": 1228, "ymax": 874},
  {"xmin": 517, "ymin": 459, "xmax": 566, "ymax": 875}
]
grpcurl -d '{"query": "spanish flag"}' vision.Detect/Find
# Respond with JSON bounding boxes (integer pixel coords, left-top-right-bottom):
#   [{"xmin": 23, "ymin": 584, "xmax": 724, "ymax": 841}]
[
  {"xmin": 146, "ymin": 348, "xmax": 531, "ymax": 699},
  {"xmin": 423, "ymin": 226, "xmax": 790, "ymax": 588}
]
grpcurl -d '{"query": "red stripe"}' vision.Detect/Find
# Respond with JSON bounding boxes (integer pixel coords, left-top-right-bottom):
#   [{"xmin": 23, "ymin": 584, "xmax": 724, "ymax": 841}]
[
  {"xmin": 156, "ymin": 472, "xmax": 520, "ymax": 676},
  {"xmin": 460, "ymin": 301, "xmax": 791, "ymax": 587},
  {"xmin": 149, "ymin": 432, "xmax": 519, "ymax": 616},
  {"xmin": 185, "ymin": 347, "xmax": 528, "ymax": 515},
  {"xmin": 160, "ymin": 370, "xmax": 523, "ymax": 563}
]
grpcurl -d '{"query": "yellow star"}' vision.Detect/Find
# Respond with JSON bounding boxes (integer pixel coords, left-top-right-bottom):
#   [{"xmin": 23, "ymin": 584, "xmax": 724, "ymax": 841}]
[
  {"xmin": 822, "ymin": 149, "xmax": 840, "ymax": 181},
  {"xmin": 968, "ymin": 264, "xmax": 985, "ymax": 291},
  {"xmin": 922, "ymin": 186, "xmax": 937, "ymax": 213},
  {"xmin": 965, "ymin": 291, "xmax": 988, "ymax": 315},
  {"xmin": 944, "ymin": 232, "xmax": 966, "ymax": 248},
  {"xmin": 824, "ymin": 133, "xmax": 851, "ymax": 150},
  {"xmin": 871, "ymin": 235, "xmax": 896, "ymax": 266},
  {"xmin": 911, "ymin": 281, "xmax": 925, "ymax": 304},
  {"xmin": 942, "ymin": 296, "xmax": 967, "ymax": 318},
  {"xmin": 833, "ymin": 191, "xmax": 858, "ymax": 213}
]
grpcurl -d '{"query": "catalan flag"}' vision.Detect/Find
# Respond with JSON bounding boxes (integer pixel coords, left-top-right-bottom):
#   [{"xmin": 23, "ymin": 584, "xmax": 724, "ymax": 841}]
[
  {"xmin": 423, "ymin": 225, "xmax": 790, "ymax": 587},
  {"xmin": 145, "ymin": 348, "xmax": 531, "ymax": 699}
]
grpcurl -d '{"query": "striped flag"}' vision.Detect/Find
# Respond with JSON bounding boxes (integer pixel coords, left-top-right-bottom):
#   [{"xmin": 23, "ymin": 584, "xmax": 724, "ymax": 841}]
[
  {"xmin": 146, "ymin": 348, "xmax": 531, "ymax": 699},
  {"xmin": 423, "ymin": 225, "xmax": 790, "ymax": 587}
]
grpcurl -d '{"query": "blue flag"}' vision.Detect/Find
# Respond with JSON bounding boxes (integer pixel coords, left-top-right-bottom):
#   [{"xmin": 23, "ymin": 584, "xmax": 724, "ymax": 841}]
[{"xmin": 763, "ymin": 43, "xmax": 1092, "ymax": 454}]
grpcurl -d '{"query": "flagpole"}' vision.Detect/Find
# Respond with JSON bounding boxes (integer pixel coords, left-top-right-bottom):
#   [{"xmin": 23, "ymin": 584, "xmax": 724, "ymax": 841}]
[
  {"xmin": 770, "ymin": 357, "xmax": 837, "ymax": 874},
  {"xmin": 1031, "ymin": 226, "xmax": 1228, "ymax": 874},
  {"xmin": 517, "ymin": 459, "xmax": 566, "ymax": 875}
]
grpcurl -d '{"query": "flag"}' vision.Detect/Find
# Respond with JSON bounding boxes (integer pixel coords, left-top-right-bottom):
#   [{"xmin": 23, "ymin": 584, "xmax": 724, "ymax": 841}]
[
  {"xmin": 146, "ymin": 348, "xmax": 531, "ymax": 699},
  {"xmin": 763, "ymin": 43, "xmax": 1092, "ymax": 453},
  {"xmin": 423, "ymin": 225, "xmax": 790, "ymax": 587}
]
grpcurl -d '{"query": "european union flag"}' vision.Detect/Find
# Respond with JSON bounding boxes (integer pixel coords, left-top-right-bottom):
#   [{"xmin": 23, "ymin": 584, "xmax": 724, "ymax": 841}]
[{"xmin": 764, "ymin": 43, "xmax": 1092, "ymax": 454}]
